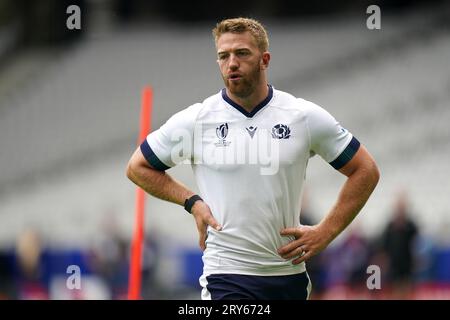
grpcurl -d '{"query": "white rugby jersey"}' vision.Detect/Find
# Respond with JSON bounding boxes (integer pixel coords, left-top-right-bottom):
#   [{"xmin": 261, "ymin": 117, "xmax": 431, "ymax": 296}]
[{"xmin": 140, "ymin": 85, "xmax": 360, "ymax": 277}]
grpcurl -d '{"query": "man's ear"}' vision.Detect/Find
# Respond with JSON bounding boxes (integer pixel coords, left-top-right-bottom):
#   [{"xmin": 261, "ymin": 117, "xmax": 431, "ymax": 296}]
[{"xmin": 261, "ymin": 51, "xmax": 271, "ymax": 70}]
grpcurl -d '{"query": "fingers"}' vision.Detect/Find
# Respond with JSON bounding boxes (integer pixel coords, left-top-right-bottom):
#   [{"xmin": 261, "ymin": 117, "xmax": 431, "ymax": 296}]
[
  {"xmin": 198, "ymin": 231, "xmax": 206, "ymax": 251},
  {"xmin": 278, "ymin": 226, "xmax": 304, "ymax": 256},
  {"xmin": 292, "ymin": 250, "xmax": 312, "ymax": 265},
  {"xmin": 195, "ymin": 219, "xmax": 207, "ymax": 251},
  {"xmin": 198, "ymin": 222, "xmax": 221, "ymax": 251},
  {"xmin": 279, "ymin": 245, "xmax": 306, "ymax": 260},
  {"xmin": 280, "ymin": 227, "xmax": 302, "ymax": 237},
  {"xmin": 278, "ymin": 240, "xmax": 302, "ymax": 256},
  {"xmin": 206, "ymin": 215, "xmax": 222, "ymax": 231},
  {"xmin": 192, "ymin": 201, "xmax": 222, "ymax": 231},
  {"xmin": 193, "ymin": 202, "xmax": 221, "ymax": 251},
  {"xmin": 279, "ymin": 226, "xmax": 318, "ymax": 263}
]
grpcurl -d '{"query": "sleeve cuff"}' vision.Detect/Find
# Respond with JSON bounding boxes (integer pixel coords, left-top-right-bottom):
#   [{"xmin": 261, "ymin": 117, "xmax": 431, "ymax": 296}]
[
  {"xmin": 140, "ymin": 140, "xmax": 171, "ymax": 171},
  {"xmin": 329, "ymin": 136, "xmax": 360, "ymax": 170}
]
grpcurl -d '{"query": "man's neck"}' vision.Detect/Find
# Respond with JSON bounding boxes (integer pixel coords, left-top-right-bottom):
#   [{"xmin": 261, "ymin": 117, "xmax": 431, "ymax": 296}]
[{"xmin": 226, "ymin": 83, "xmax": 269, "ymax": 113}]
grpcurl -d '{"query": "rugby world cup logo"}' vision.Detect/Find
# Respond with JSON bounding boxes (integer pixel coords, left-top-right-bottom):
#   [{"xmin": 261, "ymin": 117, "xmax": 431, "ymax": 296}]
[
  {"xmin": 215, "ymin": 123, "xmax": 231, "ymax": 146},
  {"xmin": 271, "ymin": 124, "xmax": 291, "ymax": 139}
]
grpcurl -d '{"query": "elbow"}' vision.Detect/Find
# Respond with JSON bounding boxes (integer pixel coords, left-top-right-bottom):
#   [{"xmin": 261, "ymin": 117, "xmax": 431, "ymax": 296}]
[
  {"xmin": 126, "ymin": 158, "xmax": 159, "ymax": 186},
  {"xmin": 371, "ymin": 162, "xmax": 381, "ymax": 187},
  {"xmin": 126, "ymin": 160, "xmax": 137, "ymax": 182}
]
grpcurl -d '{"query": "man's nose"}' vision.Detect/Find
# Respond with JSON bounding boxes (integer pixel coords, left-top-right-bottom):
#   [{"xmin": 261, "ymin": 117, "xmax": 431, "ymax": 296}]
[{"xmin": 228, "ymin": 54, "xmax": 239, "ymax": 70}]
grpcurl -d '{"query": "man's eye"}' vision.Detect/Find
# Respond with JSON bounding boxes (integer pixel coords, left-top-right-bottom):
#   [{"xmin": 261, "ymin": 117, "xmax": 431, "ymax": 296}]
[{"xmin": 218, "ymin": 55, "xmax": 228, "ymax": 60}]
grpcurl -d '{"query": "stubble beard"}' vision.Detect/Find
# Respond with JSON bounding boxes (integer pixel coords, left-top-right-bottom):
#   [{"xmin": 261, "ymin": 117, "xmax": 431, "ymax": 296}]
[{"xmin": 223, "ymin": 65, "xmax": 262, "ymax": 99}]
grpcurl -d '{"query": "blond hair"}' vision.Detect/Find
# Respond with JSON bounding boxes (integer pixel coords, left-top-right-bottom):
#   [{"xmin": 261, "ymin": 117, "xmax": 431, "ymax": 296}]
[{"xmin": 212, "ymin": 17, "xmax": 269, "ymax": 52}]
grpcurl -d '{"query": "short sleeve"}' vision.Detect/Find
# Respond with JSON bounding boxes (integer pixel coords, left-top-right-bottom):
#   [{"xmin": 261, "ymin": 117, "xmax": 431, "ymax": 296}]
[
  {"xmin": 140, "ymin": 103, "xmax": 202, "ymax": 171},
  {"xmin": 304, "ymin": 100, "xmax": 360, "ymax": 170}
]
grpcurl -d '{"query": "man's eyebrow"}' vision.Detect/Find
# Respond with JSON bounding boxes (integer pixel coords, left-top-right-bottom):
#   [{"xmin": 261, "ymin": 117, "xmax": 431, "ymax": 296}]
[{"xmin": 217, "ymin": 48, "xmax": 251, "ymax": 55}]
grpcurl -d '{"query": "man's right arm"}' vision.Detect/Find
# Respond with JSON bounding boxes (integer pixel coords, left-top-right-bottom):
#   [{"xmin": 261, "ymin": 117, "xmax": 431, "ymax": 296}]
[
  {"xmin": 126, "ymin": 146, "xmax": 195, "ymax": 206},
  {"xmin": 126, "ymin": 147, "xmax": 221, "ymax": 250}
]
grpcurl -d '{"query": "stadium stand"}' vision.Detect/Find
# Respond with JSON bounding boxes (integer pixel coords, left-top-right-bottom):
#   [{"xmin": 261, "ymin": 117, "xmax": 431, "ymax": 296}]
[{"xmin": 1, "ymin": 3, "xmax": 449, "ymax": 298}]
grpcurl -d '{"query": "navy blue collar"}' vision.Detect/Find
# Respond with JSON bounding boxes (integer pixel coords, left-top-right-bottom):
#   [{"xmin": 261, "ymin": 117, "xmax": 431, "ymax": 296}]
[{"xmin": 221, "ymin": 85, "xmax": 273, "ymax": 118}]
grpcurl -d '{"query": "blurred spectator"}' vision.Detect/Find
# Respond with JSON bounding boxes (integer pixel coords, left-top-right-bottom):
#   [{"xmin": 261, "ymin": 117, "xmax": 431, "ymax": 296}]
[
  {"xmin": 89, "ymin": 215, "xmax": 129, "ymax": 299},
  {"xmin": 339, "ymin": 226, "xmax": 372, "ymax": 295},
  {"xmin": 0, "ymin": 252, "xmax": 15, "ymax": 299},
  {"xmin": 88, "ymin": 211, "xmax": 162, "ymax": 299},
  {"xmin": 380, "ymin": 191, "xmax": 419, "ymax": 299},
  {"xmin": 13, "ymin": 228, "xmax": 49, "ymax": 299},
  {"xmin": 413, "ymin": 232, "xmax": 436, "ymax": 284},
  {"xmin": 140, "ymin": 232, "xmax": 161, "ymax": 299}
]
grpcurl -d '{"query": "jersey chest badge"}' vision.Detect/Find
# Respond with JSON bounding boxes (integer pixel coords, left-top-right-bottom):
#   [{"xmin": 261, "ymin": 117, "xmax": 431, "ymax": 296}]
[
  {"xmin": 215, "ymin": 123, "xmax": 231, "ymax": 147},
  {"xmin": 271, "ymin": 124, "xmax": 291, "ymax": 139}
]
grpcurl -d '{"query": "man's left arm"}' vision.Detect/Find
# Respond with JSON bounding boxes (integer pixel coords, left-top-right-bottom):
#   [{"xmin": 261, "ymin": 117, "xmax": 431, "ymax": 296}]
[{"xmin": 278, "ymin": 144, "xmax": 380, "ymax": 264}]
